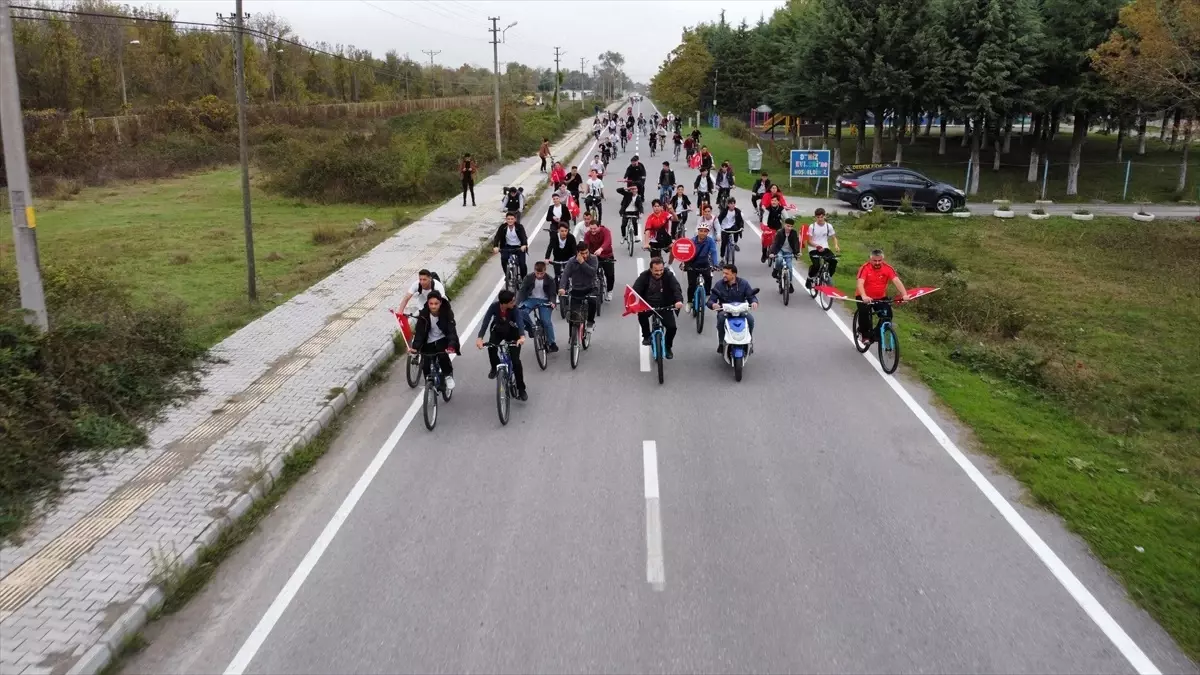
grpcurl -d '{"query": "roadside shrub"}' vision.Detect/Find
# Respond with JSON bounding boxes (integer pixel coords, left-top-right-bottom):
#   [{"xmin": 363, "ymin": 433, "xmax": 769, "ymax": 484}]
[
  {"xmin": 0, "ymin": 264, "xmax": 209, "ymax": 540},
  {"xmin": 722, "ymin": 118, "xmax": 755, "ymax": 143},
  {"xmin": 892, "ymin": 241, "xmax": 956, "ymax": 273},
  {"xmin": 311, "ymin": 226, "xmax": 345, "ymax": 245},
  {"xmin": 900, "ymin": 270, "xmax": 1031, "ymax": 339},
  {"xmin": 856, "ymin": 208, "xmax": 890, "ymax": 230}
]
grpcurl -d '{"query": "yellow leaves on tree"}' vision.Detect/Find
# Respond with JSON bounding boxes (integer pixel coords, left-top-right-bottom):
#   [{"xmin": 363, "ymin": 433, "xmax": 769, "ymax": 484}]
[
  {"xmin": 1091, "ymin": 0, "xmax": 1200, "ymax": 108},
  {"xmin": 649, "ymin": 30, "xmax": 714, "ymax": 114}
]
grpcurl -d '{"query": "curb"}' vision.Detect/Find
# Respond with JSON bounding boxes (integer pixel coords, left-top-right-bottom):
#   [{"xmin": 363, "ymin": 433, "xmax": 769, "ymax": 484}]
[{"xmin": 66, "ymin": 109, "xmax": 610, "ymax": 675}]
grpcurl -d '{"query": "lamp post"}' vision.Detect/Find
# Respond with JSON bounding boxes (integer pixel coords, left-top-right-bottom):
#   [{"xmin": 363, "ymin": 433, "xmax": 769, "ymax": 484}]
[{"xmin": 118, "ymin": 39, "xmax": 139, "ymax": 108}]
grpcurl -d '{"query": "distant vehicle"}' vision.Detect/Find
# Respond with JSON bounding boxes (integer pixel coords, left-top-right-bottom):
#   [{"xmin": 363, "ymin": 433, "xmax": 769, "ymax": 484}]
[{"xmin": 834, "ymin": 167, "xmax": 965, "ymax": 213}]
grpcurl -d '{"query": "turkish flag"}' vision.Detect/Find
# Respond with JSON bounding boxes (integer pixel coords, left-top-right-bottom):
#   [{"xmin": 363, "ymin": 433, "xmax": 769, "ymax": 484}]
[
  {"xmin": 622, "ymin": 285, "xmax": 652, "ymax": 316},
  {"xmin": 899, "ymin": 287, "xmax": 940, "ymax": 304},
  {"xmin": 813, "ymin": 285, "xmax": 853, "ymax": 301},
  {"xmin": 391, "ymin": 309, "xmax": 414, "ymax": 345}
]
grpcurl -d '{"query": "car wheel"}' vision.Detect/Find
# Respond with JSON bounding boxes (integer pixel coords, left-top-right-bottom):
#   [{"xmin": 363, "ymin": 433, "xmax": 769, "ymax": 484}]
[
  {"xmin": 858, "ymin": 193, "xmax": 877, "ymax": 212},
  {"xmin": 934, "ymin": 195, "xmax": 954, "ymax": 214}
]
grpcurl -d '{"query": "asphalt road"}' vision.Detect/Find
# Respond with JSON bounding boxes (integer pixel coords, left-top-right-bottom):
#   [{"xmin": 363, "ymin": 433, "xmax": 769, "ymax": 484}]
[{"xmin": 124, "ymin": 99, "xmax": 1196, "ymax": 675}]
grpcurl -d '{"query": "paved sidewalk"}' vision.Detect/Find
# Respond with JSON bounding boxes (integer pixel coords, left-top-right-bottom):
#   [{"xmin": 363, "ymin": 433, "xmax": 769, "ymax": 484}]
[{"xmin": 0, "ymin": 111, "xmax": 607, "ymax": 675}]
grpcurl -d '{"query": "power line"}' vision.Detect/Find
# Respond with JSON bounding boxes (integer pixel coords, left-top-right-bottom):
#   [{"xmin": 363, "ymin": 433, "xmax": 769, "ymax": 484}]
[{"xmin": 355, "ymin": 0, "xmax": 477, "ymax": 41}]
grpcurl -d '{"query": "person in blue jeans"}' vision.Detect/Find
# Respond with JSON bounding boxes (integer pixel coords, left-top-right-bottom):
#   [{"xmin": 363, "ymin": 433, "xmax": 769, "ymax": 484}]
[{"xmin": 516, "ymin": 261, "xmax": 559, "ymax": 353}]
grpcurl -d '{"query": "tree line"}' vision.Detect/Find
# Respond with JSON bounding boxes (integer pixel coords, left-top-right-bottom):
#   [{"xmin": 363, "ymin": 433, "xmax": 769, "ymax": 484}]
[
  {"xmin": 10, "ymin": 1, "xmax": 628, "ymax": 116},
  {"xmin": 650, "ymin": 0, "xmax": 1198, "ymax": 196}
]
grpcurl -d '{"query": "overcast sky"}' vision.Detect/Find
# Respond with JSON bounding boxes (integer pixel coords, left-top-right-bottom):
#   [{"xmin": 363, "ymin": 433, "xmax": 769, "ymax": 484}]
[{"xmin": 133, "ymin": 0, "xmax": 785, "ymax": 83}]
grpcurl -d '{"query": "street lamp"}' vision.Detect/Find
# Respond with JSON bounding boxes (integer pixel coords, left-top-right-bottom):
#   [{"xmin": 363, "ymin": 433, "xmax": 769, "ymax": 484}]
[
  {"xmin": 118, "ymin": 39, "xmax": 139, "ymax": 108},
  {"xmin": 501, "ymin": 21, "xmax": 516, "ymax": 43}
]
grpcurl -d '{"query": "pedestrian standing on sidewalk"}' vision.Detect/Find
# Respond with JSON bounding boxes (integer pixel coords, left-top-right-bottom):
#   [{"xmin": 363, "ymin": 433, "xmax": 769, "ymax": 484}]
[
  {"xmin": 459, "ymin": 153, "xmax": 477, "ymax": 206},
  {"xmin": 539, "ymin": 138, "xmax": 551, "ymax": 173}
]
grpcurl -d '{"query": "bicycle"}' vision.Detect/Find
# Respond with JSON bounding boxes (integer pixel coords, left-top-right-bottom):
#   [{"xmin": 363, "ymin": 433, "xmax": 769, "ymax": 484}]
[
  {"xmin": 854, "ymin": 299, "xmax": 900, "ymax": 374},
  {"xmin": 806, "ymin": 253, "xmax": 838, "ymax": 311},
  {"xmin": 499, "ymin": 247, "xmax": 523, "ymax": 293},
  {"xmin": 646, "ymin": 306, "xmax": 675, "ymax": 385},
  {"xmin": 397, "ymin": 309, "xmax": 423, "ymax": 388},
  {"xmin": 418, "ymin": 349, "xmax": 454, "ymax": 431},
  {"xmin": 486, "ymin": 340, "xmax": 521, "ymax": 425},
  {"xmin": 622, "ymin": 214, "xmax": 639, "ymax": 256},
  {"xmin": 721, "ymin": 229, "xmax": 741, "ymax": 266},
  {"xmin": 716, "ymin": 187, "xmax": 731, "ymax": 210},
  {"xmin": 563, "ymin": 292, "xmax": 593, "ymax": 369},
  {"xmin": 673, "ymin": 143, "xmax": 681, "ymax": 160},
  {"xmin": 684, "ymin": 263, "xmax": 717, "ymax": 334},
  {"xmin": 772, "ymin": 252, "xmax": 796, "ymax": 306},
  {"xmin": 525, "ymin": 301, "xmax": 552, "ymax": 370}
]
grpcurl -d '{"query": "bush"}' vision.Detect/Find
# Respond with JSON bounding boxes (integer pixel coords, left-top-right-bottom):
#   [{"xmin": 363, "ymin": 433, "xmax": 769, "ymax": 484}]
[
  {"xmin": 892, "ymin": 242, "xmax": 956, "ymax": 273},
  {"xmin": 0, "ymin": 264, "xmax": 209, "ymax": 540},
  {"xmin": 900, "ymin": 269, "xmax": 1030, "ymax": 339},
  {"xmin": 722, "ymin": 118, "xmax": 755, "ymax": 143}
]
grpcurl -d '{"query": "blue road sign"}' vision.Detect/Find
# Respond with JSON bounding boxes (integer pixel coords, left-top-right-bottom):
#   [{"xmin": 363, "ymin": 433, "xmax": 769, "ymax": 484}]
[{"xmin": 790, "ymin": 149, "xmax": 831, "ymax": 179}]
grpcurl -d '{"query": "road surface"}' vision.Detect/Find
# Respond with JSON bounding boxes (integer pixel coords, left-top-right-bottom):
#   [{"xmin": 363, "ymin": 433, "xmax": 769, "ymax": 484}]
[{"xmin": 124, "ymin": 99, "xmax": 1195, "ymax": 675}]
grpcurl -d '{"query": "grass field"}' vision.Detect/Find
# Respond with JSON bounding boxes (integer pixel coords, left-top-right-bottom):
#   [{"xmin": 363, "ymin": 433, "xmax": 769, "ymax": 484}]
[
  {"xmin": 0, "ymin": 168, "xmax": 436, "ymax": 346},
  {"xmin": 699, "ymin": 122, "xmax": 1199, "ymax": 204},
  {"xmin": 814, "ymin": 210, "xmax": 1200, "ymax": 660}
]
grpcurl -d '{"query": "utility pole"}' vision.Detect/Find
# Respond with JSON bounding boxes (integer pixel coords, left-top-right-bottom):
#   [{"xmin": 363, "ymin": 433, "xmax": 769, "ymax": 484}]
[
  {"xmin": 232, "ymin": 0, "xmax": 256, "ymax": 301},
  {"xmin": 553, "ymin": 47, "xmax": 564, "ymax": 116},
  {"xmin": 488, "ymin": 17, "xmax": 501, "ymax": 158},
  {"xmin": 421, "ymin": 50, "xmax": 440, "ymax": 97},
  {"xmin": 712, "ymin": 67, "xmax": 718, "ymax": 114},
  {"xmin": 0, "ymin": 0, "xmax": 48, "ymax": 330},
  {"xmin": 579, "ymin": 57, "xmax": 587, "ymax": 110}
]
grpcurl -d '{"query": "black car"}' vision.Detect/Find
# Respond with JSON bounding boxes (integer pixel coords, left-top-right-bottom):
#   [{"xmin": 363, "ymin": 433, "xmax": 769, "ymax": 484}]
[{"xmin": 834, "ymin": 167, "xmax": 965, "ymax": 213}]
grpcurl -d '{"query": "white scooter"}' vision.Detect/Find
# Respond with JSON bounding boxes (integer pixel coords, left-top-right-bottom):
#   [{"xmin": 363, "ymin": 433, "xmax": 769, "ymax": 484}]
[{"xmin": 719, "ymin": 300, "xmax": 756, "ymax": 382}]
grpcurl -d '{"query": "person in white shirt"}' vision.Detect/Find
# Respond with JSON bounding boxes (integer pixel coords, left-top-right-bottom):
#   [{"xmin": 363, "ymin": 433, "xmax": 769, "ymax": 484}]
[
  {"xmin": 583, "ymin": 169, "xmax": 605, "ymax": 225},
  {"xmin": 589, "ymin": 154, "xmax": 606, "ymax": 178},
  {"xmin": 398, "ymin": 269, "xmax": 447, "ymax": 314},
  {"xmin": 804, "ymin": 207, "xmax": 840, "ymax": 289}
]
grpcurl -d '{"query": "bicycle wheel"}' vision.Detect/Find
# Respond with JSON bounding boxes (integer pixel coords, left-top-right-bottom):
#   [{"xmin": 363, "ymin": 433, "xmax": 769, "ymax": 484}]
[
  {"xmin": 879, "ymin": 324, "xmax": 900, "ymax": 374},
  {"xmin": 782, "ymin": 267, "xmax": 791, "ymax": 306},
  {"xmin": 627, "ymin": 230, "xmax": 635, "ymax": 257},
  {"xmin": 569, "ymin": 324, "xmax": 580, "ymax": 369},
  {"xmin": 694, "ymin": 289, "xmax": 705, "ymax": 334},
  {"xmin": 422, "ymin": 384, "xmax": 438, "ymax": 430},
  {"xmin": 405, "ymin": 354, "xmax": 421, "ymax": 388},
  {"xmin": 496, "ymin": 366, "xmax": 510, "ymax": 425},
  {"xmin": 818, "ymin": 274, "xmax": 834, "ymax": 311},
  {"xmin": 654, "ymin": 332, "xmax": 665, "ymax": 385},
  {"xmin": 534, "ymin": 325, "xmax": 548, "ymax": 370},
  {"xmin": 854, "ymin": 319, "xmax": 873, "ymax": 353},
  {"xmin": 581, "ymin": 321, "xmax": 591, "ymax": 350}
]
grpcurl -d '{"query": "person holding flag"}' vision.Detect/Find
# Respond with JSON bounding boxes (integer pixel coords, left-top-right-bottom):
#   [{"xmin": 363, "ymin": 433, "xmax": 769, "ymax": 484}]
[{"xmin": 624, "ymin": 258, "xmax": 684, "ymax": 359}]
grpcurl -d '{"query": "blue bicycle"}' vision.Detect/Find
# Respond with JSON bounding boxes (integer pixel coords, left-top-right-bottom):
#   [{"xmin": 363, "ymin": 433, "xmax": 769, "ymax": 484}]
[
  {"xmin": 684, "ymin": 263, "xmax": 717, "ymax": 334},
  {"xmin": 854, "ymin": 299, "xmax": 901, "ymax": 374},
  {"xmin": 486, "ymin": 340, "xmax": 521, "ymax": 425},
  {"xmin": 772, "ymin": 252, "xmax": 796, "ymax": 306},
  {"xmin": 646, "ymin": 306, "xmax": 676, "ymax": 385}
]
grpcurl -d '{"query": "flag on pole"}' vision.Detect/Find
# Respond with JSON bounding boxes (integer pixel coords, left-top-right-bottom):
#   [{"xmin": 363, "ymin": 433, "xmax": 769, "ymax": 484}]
[
  {"xmin": 622, "ymin": 285, "xmax": 652, "ymax": 316},
  {"xmin": 391, "ymin": 309, "xmax": 414, "ymax": 345}
]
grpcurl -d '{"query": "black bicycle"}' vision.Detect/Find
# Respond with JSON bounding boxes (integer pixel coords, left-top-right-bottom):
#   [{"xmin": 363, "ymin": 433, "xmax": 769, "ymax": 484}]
[
  {"xmin": 525, "ymin": 301, "xmax": 552, "ymax": 370},
  {"xmin": 854, "ymin": 299, "xmax": 901, "ymax": 374},
  {"xmin": 622, "ymin": 213, "xmax": 639, "ymax": 256},
  {"xmin": 563, "ymin": 292, "xmax": 593, "ymax": 369},
  {"xmin": 418, "ymin": 350, "xmax": 454, "ymax": 431},
  {"xmin": 499, "ymin": 247, "xmax": 523, "ymax": 293},
  {"xmin": 807, "ymin": 254, "xmax": 838, "ymax": 311}
]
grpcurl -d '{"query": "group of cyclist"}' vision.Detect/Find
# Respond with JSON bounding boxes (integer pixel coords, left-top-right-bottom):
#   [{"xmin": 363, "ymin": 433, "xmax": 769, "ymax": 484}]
[{"xmin": 407, "ymin": 100, "xmax": 908, "ymax": 402}]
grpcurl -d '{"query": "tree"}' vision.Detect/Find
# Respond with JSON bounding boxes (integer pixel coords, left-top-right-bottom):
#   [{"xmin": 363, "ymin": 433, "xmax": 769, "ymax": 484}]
[
  {"xmin": 1093, "ymin": 0, "xmax": 1200, "ymax": 193},
  {"xmin": 649, "ymin": 31, "xmax": 713, "ymax": 113}
]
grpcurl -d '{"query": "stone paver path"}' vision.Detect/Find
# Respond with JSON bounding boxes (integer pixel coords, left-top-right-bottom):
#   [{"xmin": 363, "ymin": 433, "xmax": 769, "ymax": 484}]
[{"xmin": 0, "ymin": 111, "xmax": 607, "ymax": 675}]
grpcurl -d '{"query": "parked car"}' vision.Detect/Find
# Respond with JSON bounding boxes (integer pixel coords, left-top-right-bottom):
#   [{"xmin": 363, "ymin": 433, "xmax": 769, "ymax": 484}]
[{"xmin": 834, "ymin": 167, "xmax": 965, "ymax": 213}]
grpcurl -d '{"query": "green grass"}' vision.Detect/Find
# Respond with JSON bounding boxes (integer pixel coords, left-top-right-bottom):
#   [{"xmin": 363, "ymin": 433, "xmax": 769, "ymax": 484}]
[
  {"xmin": 701, "ymin": 122, "xmax": 1199, "ymax": 204},
  {"xmin": 820, "ymin": 211, "xmax": 1200, "ymax": 660},
  {"xmin": 0, "ymin": 168, "xmax": 437, "ymax": 347}
]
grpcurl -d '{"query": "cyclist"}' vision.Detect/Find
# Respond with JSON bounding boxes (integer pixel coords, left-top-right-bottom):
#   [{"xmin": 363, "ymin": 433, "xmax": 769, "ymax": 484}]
[
  {"xmin": 804, "ymin": 207, "xmax": 840, "ymax": 289},
  {"xmin": 751, "ymin": 171, "xmax": 772, "ymax": 217},
  {"xmin": 476, "ymin": 289, "xmax": 528, "ymax": 401},
  {"xmin": 398, "ymin": 268, "xmax": 447, "ymax": 315},
  {"xmin": 768, "ymin": 217, "xmax": 802, "ymax": 294},
  {"xmin": 683, "ymin": 220, "xmax": 719, "ymax": 313},
  {"xmin": 632, "ymin": 257, "xmax": 684, "ymax": 358},
  {"xmin": 563, "ymin": 165, "xmax": 584, "ymax": 207},
  {"xmin": 708, "ymin": 264, "xmax": 759, "ymax": 353},
  {"xmin": 517, "ymin": 261, "xmax": 559, "ymax": 353},
  {"xmin": 759, "ymin": 184, "xmax": 795, "ymax": 262},
  {"xmin": 589, "ymin": 154, "xmax": 605, "ymax": 179},
  {"xmin": 492, "ymin": 211, "xmax": 528, "ymax": 280},
  {"xmin": 607, "ymin": 116, "xmax": 618, "ymax": 140},
  {"xmin": 690, "ymin": 127, "xmax": 702, "ymax": 146},
  {"xmin": 694, "ymin": 168, "xmax": 714, "ymax": 209},
  {"xmin": 715, "ymin": 161, "xmax": 735, "ymax": 207},
  {"xmin": 683, "ymin": 135, "xmax": 695, "ymax": 161},
  {"xmin": 550, "ymin": 161, "xmax": 566, "ymax": 186},
  {"xmin": 698, "ymin": 145, "xmax": 714, "ymax": 173},
  {"xmin": 648, "ymin": 129, "xmax": 658, "ymax": 156},
  {"xmin": 600, "ymin": 142, "xmax": 612, "ymax": 168},
  {"xmin": 501, "ymin": 186, "xmax": 525, "ymax": 222},
  {"xmin": 619, "ymin": 125, "xmax": 628, "ymax": 151},
  {"xmin": 855, "ymin": 249, "xmax": 908, "ymax": 346},
  {"xmin": 544, "ymin": 221, "xmax": 578, "ymax": 279},
  {"xmin": 642, "ymin": 199, "xmax": 673, "ymax": 259},
  {"xmin": 546, "ymin": 192, "xmax": 572, "ymax": 233},
  {"xmin": 558, "ymin": 244, "xmax": 599, "ymax": 329},
  {"xmin": 657, "ymin": 161, "xmax": 676, "ymax": 204},
  {"xmin": 672, "ymin": 130, "xmax": 683, "ymax": 159},
  {"xmin": 615, "ymin": 183, "xmax": 644, "ymax": 244},
  {"xmin": 583, "ymin": 216, "xmax": 615, "ymax": 301},
  {"xmin": 409, "ymin": 290, "xmax": 459, "ymax": 392},
  {"xmin": 658, "ymin": 126, "xmax": 667, "ymax": 149},
  {"xmin": 669, "ymin": 185, "xmax": 691, "ymax": 239},
  {"xmin": 623, "ymin": 154, "xmax": 648, "ymax": 196},
  {"xmin": 584, "ymin": 169, "xmax": 605, "ymax": 224},
  {"xmin": 716, "ymin": 197, "xmax": 745, "ymax": 261}
]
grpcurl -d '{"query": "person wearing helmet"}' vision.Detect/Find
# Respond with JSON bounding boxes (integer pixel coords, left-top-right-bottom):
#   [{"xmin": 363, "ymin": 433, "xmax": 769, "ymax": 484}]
[{"xmin": 683, "ymin": 218, "xmax": 719, "ymax": 313}]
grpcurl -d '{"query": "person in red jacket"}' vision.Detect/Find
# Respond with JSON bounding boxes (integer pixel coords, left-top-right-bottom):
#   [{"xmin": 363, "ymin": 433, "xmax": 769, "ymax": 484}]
[
  {"xmin": 642, "ymin": 199, "xmax": 674, "ymax": 259},
  {"xmin": 759, "ymin": 184, "xmax": 796, "ymax": 262},
  {"xmin": 583, "ymin": 214, "xmax": 616, "ymax": 300},
  {"xmin": 549, "ymin": 161, "xmax": 566, "ymax": 185}
]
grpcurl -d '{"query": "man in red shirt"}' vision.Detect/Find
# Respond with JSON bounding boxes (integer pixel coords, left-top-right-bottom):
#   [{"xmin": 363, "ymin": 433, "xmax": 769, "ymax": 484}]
[
  {"xmin": 583, "ymin": 214, "xmax": 615, "ymax": 301},
  {"xmin": 641, "ymin": 199, "xmax": 674, "ymax": 259},
  {"xmin": 855, "ymin": 248, "xmax": 908, "ymax": 344}
]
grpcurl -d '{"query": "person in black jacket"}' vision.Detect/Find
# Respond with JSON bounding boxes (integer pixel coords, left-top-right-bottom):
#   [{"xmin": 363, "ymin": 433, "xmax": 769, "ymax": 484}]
[
  {"xmin": 694, "ymin": 169, "xmax": 714, "ymax": 208},
  {"xmin": 623, "ymin": 154, "xmax": 647, "ymax": 196},
  {"xmin": 475, "ymin": 289, "xmax": 528, "ymax": 400},
  {"xmin": 657, "ymin": 161, "xmax": 676, "ymax": 203},
  {"xmin": 615, "ymin": 184, "xmax": 644, "ymax": 242},
  {"xmin": 408, "ymin": 291, "xmax": 460, "ymax": 391},
  {"xmin": 501, "ymin": 186, "xmax": 525, "ymax": 223},
  {"xmin": 563, "ymin": 166, "xmax": 584, "ymax": 205},
  {"xmin": 517, "ymin": 261, "xmax": 559, "ymax": 352},
  {"xmin": 769, "ymin": 217, "xmax": 803, "ymax": 293},
  {"xmin": 546, "ymin": 192, "xmax": 572, "ymax": 231},
  {"xmin": 751, "ymin": 171, "xmax": 772, "ymax": 216},
  {"xmin": 632, "ymin": 257, "xmax": 684, "ymax": 358},
  {"xmin": 543, "ymin": 222, "xmax": 578, "ymax": 279},
  {"xmin": 492, "ymin": 211, "xmax": 529, "ymax": 280}
]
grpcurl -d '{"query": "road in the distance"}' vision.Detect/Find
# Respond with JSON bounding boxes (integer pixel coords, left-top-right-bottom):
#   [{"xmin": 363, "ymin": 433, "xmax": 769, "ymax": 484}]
[{"xmin": 125, "ymin": 99, "xmax": 1195, "ymax": 675}]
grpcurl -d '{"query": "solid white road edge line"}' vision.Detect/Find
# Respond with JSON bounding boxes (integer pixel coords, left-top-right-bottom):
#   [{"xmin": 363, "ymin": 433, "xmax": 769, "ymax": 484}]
[
  {"xmin": 643, "ymin": 440, "xmax": 665, "ymax": 591},
  {"xmin": 223, "ymin": 131, "xmax": 605, "ymax": 675},
  {"xmin": 636, "ymin": 257, "xmax": 650, "ymax": 372},
  {"xmin": 741, "ymin": 218, "xmax": 1161, "ymax": 675}
]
